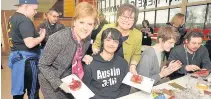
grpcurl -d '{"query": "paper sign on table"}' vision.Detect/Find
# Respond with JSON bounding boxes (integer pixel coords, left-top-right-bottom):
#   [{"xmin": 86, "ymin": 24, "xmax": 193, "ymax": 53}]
[
  {"xmin": 122, "ymin": 72, "xmax": 155, "ymax": 93},
  {"xmin": 61, "ymin": 74, "xmax": 95, "ymax": 99}
]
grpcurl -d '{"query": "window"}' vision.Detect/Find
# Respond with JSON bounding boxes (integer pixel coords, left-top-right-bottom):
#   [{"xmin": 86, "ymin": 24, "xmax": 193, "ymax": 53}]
[
  {"xmin": 105, "ymin": 0, "xmax": 109, "ymax": 12},
  {"xmin": 98, "ymin": 2, "xmax": 101, "ymax": 10},
  {"xmin": 121, "ymin": 0, "xmax": 126, "ymax": 4},
  {"xmin": 129, "ymin": 0, "xmax": 145, "ymax": 10},
  {"xmin": 157, "ymin": 0, "xmax": 169, "ymax": 7},
  {"xmin": 137, "ymin": 12, "xmax": 144, "ymax": 26},
  {"xmin": 101, "ymin": 0, "xmax": 106, "ymax": 12},
  {"xmin": 205, "ymin": 5, "xmax": 211, "ymax": 29},
  {"xmin": 169, "ymin": 8, "xmax": 181, "ymax": 22},
  {"xmin": 156, "ymin": 9, "xmax": 168, "ymax": 28},
  {"xmin": 188, "ymin": 0, "xmax": 206, "ymax": 3},
  {"xmin": 170, "ymin": 0, "xmax": 182, "ymax": 5},
  {"xmin": 110, "ymin": 15, "xmax": 115, "ymax": 23},
  {"xmin": 186, "ymin": 5, "xmax": 207, "ymax": 29},
  {"xmin": 105, "ymin": 15, "xmax": 109, "ymax": 23},
  {"xmin": 145, "ymin": 11, "xmax": 155, "ymax": 28},
  {"xmin": 145, "ymin": 0, "xmax": 156, "ymax": 9}
]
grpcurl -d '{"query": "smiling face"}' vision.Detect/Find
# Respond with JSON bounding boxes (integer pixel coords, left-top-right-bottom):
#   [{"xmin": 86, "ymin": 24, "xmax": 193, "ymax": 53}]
[
  {"xmin": 117, "ymin": 10, "xmax": 135, "ymax": 30},
  {"xmin": 103, "ymin": 33, "xmax": 119, "ymax": 54},
  {"xmin": 73, "ymin": 16, "xmax": 95, "ymax": 40}
]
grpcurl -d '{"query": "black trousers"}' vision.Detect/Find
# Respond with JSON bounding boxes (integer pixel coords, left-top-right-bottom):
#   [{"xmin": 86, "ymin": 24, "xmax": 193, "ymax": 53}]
[{"xmin": 13, "ymin": 59, "xmax": 40, "ymax": 99}]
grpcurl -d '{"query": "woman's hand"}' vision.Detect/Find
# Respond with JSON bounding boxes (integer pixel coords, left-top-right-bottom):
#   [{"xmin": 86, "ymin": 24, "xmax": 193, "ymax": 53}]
[
  {"xmin": 159, "ymin": 66, "xmax": 170, "ymax": 78},
  {"xmin": 92, "ymin": 48, "xmax": 100, "ymax": 55},
  {"xmin": 147, "ymin": 32, "xmax": 153, "ymax": 36},
  {"xmin": 159, "ymin": 60, "xmax": 182, "ymax": 78},
  {"xmin": 82, "ymin": 55, "xmax": 93, "ymax": 65},
  {"xmin": 130, "ymin": 64, "xmax": 138, "ymax": 74},
  {"xmin": 168, "ymin": 60, "xmax": 182, "ymax": 72}
]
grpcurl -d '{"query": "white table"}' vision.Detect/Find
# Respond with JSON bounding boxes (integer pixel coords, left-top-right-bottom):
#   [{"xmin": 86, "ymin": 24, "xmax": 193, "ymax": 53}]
[{"xmin": 118, "ymin": 74, "xmax": 211, "ymax": 99}]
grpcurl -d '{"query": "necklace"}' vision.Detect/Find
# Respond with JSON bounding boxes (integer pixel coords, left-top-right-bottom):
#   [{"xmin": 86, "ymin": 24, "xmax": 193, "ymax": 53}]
[{"xmin": 184, "ymin": 45, "xmax": 195, "ymax": 65}]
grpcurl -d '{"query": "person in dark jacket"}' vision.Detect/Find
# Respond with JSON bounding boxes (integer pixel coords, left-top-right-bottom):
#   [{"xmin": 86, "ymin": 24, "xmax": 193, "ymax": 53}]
[
  {"xmin": 165, "ymin": 13, "xmax": 187, "ymax": 59},
  {"xmin": 37, "ymin": 8, "xmax": 65, "ymax": 48},
  {"xmin": 168, "ymin": 32, "xmax": 211, "ymax": 79},
  {"xmin": 38, "ymin": 2, "xmax": 98, "ymax": 99},
  {"xmin": 91, "ymin": 13, "xmax": 108, "ymax": 41},
  {"xmin": 205, "ymin": 33, "xmax": 211, "ymax": 61},
  {"xmin": 166, "ymin": 13, "xmax": 186, "ymax": 45},
  {"xmin": 83, "ymin": 28, "xmax": 130, "ymax": 99},
  {"xmin": 86, "ymin": 13, "xmax": 108, "ymax": 55},
  {"xmin": 141, "ymin": 20, "xmax": 154, "ymax": 46}
]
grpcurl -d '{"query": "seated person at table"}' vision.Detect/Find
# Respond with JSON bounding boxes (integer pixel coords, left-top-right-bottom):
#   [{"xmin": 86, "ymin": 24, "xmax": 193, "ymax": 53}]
[
  {"xmin": 205, "ymin": 33, "xmax": 211, "ymax": 61},
  {"xmin": 137, "ymin": 26, "xmax": 182, "ymax": 85},
  {"xmin": 168, "ymin": 32, "xmax": 211, "ymax": 79},
  {"xmin": 83, "ymin": 28, "xmax": 130, "ymax": 99}
]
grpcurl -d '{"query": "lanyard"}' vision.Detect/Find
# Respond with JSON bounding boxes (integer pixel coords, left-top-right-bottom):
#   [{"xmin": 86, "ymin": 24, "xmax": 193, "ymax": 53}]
[{"xmin": 184, "ymin": 45, "xmax": 195, "ymax": 65}]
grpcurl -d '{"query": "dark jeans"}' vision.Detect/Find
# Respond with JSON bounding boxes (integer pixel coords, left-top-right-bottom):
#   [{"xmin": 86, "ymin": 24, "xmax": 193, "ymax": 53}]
[{"xmin": 13, "ymin": 59, "xmax": 40, "ymax": 99}]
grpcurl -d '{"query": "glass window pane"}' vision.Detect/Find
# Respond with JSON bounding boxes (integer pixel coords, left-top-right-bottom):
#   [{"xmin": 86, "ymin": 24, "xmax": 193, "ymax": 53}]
[
  {"xmin": 145, "ymin": 11, "xmax": 155, "ymax": 28},
  {"xmin": 186, "ymin": 5, "xmax": 207, "ymax": 29},
  {"xmin": 129, "ymin": 0, "xmax": 145, "ymax": 10},
  {"xmin": 110, "ymin": 15, "xmax": 115, "ymax": 23},
  {"xmin": 105, "ymin": 15, "xmax": 110, "ymax": 23},
  {"xmin": 106, "ymin": 0, "xmax": 109, "ymax": 10},
  {"xmin": 170, "ymin": 0, "xmax": 182, "ymax": 5},
  {"xmin": 116, "ymin": 0, "xmax": 121, "ymax": 10},
  {"xmin": 145, "ymin": 0, "xmax": 156, "ymax": 9},
  {"xmin": 156, "ymin": 9, "xmax": 168, "ymax": 28},
  {"xmin": 157, "ymin": 0, "xmax": 169, "ymax": 7},
  {"xmin": 98, "ymin": 2, "xmax": 101, "ymax": 10},
  {"xmin": 169, "ymin": 8, "xmax": 181, "ymax": 22},
  {"xmin": 137, "ymin": 12, "xmax": 144, "ymax": 25},
  {"xmin": 205, "ymin": 5, "xmax": 211, "ymax": 29},
  {"xmin": 121, "ymin": 0, "xmax": 126, "ymax": 4},
  {"xmin": 101, "ymin": 0, "xmax": 106, "ymax": 12},
  {"xmin": 188, "ymin": 0, "xmax": 206, "ymax": 3}
]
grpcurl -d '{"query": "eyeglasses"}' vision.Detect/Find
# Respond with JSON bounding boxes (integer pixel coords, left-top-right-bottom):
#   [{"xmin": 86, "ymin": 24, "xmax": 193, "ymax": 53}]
[{"xmin": 120, "ymin": 15, "xmax": 134, "ymax": 21}]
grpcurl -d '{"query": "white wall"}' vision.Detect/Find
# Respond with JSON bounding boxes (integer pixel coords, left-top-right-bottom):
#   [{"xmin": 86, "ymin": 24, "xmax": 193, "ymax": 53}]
[{"xmin": 1, "ymin": 0, "xmax": 18, "ymax": 10}]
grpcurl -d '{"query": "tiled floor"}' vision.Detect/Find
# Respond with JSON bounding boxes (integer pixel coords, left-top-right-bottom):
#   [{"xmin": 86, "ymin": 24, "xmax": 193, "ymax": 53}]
[{"xmin": 1, "ymin": 56, "xmax": 44, "ymax": 99}]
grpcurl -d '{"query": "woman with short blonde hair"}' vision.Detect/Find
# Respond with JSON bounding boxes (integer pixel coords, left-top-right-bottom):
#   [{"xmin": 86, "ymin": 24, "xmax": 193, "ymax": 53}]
[
  {"xmin": 167, "ymin": 13, "xmax": 186, "ymax": 45},
  {"xmin": 137, "ymin": 26, "xmax": 182, "ymax": 85},
  {"xmin": 38, "ymin": 2, "xmax": 98, "ymax": 99}
]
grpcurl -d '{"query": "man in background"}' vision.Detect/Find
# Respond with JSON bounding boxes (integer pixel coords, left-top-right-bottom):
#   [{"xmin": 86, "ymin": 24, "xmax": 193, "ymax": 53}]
[
  {"xmin": 91, "ymin": 13, "xmax": 108, "ymax": 41},
  {"xmin": 86, "ymin": 13, "xmax": 108, "ymax": 55},
  {"xmin": 7, "ymin": 0, "xmax": 46, "ymax": 99},
  {"xmin": 37, "ymin": 8, "xmax": 65, "ymax": 49}
]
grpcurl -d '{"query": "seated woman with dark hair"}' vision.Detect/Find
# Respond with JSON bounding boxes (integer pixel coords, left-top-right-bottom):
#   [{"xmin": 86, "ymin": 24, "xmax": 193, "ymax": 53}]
[{"xmin": 83, "ymin": 28, "xmax": 130, "ymax": 99}]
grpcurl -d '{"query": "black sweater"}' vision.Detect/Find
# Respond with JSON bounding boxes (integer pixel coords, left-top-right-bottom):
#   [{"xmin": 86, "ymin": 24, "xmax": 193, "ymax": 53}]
[
  {"xmin": 168, "ymin": 44, "xmax": 211, "ymax": 75},
  {"xmin": 205, "ymin": 40, "xmax": 211, "ymax": 61},
  {"xmin": 83, "ymin": 54, "xmax": 130, "ymax": 99}
]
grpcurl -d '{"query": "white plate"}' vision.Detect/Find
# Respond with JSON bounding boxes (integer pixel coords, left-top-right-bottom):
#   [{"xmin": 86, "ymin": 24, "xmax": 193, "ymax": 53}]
[
  {"xmin": 122, "ymin": 72, "xmax": 155, "ymax": 93},
  {"xmin": 61, "ymin": 74, "xmax": 95, "ymax": 99}
]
